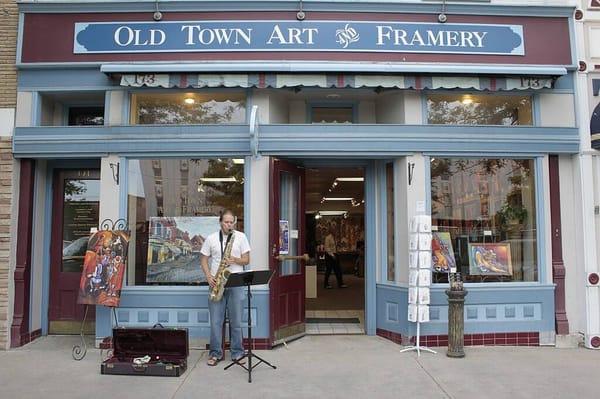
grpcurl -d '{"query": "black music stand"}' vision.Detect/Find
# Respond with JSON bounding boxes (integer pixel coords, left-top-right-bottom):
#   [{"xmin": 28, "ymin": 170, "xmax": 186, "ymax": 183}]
[{"xmin": 224, "ymin": 270, "xmax": 276, "ymax": 383}]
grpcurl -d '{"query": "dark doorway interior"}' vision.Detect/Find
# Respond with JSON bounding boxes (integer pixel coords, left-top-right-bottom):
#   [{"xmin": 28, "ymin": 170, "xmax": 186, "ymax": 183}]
[{"xmin": 303, "ymin": 167, "xmax": 365, "ymax": 334}]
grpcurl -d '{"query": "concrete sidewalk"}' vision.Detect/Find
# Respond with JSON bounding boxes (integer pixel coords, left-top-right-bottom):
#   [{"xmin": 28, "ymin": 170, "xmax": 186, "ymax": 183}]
[{"xmin": 0, "ymin": 335, "xmax": 598, "ymax": 399}]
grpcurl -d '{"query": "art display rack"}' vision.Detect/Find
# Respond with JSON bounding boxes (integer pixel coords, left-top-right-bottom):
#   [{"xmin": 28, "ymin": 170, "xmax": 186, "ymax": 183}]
[{"xmin": 401, "ymin": 214, "xmax": 436, "ymax": 357}]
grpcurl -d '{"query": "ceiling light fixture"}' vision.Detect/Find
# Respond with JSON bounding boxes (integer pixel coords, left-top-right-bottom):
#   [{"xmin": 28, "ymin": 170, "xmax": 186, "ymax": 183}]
[
  {"xmin": 318, "ymin": 210, "xmax": 348, "ymax": 216},
  {"xmin": 335, "ymin": 177, "xmax": 364, "ymax": 182},
  {"xmin": 184, "ymin": 97, "xmax": 195, "ymax": 105},
  {"xmin": 322, "ymin": 197, "xmax": 354, "ymax": 201},
  {"xmin": 461, "ymin": 95, "xmax": 474, "ymax": 105},
  {"xmin": 199, "ymin": 177, "xmax": 237, "ymax": 182}
]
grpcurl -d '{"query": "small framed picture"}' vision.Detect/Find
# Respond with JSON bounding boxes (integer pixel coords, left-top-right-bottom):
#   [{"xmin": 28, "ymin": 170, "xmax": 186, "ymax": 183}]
[
  {"xmin": 432, "ymin": 232, "xmax": 456, "ymax": 273},
  {"xmin": 468, "ymin": 243, "xmax": 513, "ymax": 276}
]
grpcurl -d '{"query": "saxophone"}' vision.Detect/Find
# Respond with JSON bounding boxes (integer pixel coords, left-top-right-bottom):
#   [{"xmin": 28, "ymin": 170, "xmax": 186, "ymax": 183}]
[{"xmin": 209, "ymin": 231, "xmax": 235, "ymax": 302}]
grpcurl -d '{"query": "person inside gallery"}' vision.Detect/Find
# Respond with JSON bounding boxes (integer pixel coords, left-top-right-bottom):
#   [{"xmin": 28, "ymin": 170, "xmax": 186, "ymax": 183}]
[
  {"xmin": 324, "ymin": 225, "xmax": 348, "ymax": 289},
  {"xmin": 200, "ymin": 209, "xmax": 251, "ymax": 366}
]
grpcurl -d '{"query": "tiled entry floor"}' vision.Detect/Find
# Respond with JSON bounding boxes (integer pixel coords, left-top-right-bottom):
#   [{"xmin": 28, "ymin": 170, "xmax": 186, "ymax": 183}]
[{"xmin": 305, "ymin": 310, "xmax": 364, "ymax": 335}]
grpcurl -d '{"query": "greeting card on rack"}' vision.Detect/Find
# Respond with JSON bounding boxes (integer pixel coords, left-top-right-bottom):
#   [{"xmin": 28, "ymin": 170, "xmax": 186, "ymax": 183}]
[
  {"xmin": 418, "ymin": 305, "xmax": 430, "ymax": 322},
  {"xmin": 418, "ymin": 269, "xmax": 431, "ymax": 286},
  {"xmin": 418, "ymin": 287, "xmax": 431, "ymax": 304},
  {"xmin": 408, "ymin": 287, "xmax": 418, "ymax": 304},
  {"xmin": 409, "ymin": 251, "xmax": 419, "ymax": 269},
  {"xmin": 409, "ymin": 234, "xmax": 419, "ymax": 251},
  {"xmin": 410, "ymin": 217, "xmax": 419, "ymax": 233},
  {"xmin": 409, "ymin": 269, "xmax": 419, "ymax": 286},
  {"xmin": 408, "ymin": 304, "xmax": 418, "ymax": 322},
  {"xmin": 418, "ymin": 233, "xmax": 432, "ymax": 250},
  {"xmin": 416, "ymin": 215, "xmax": 432, "ymax": 233},
  {"xmin": 418, "ymin": 251, "xmax": 432, "ymax": 269}
]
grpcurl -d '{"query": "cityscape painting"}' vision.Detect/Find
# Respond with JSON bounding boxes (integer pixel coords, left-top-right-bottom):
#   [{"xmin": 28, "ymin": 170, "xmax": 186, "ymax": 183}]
[{"xmin": 146, "ymin": 216, "xmax": 220, "ymax": 284}]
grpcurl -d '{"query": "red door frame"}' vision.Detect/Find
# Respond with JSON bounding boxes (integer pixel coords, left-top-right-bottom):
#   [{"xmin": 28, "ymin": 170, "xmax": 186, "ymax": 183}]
[
  {"xmin": 48, "ymin": 169, "xmax": 100, "ymax": 330},
  {"xmin": 10, "ymin": 159, "xmax": 36, "ymax": 347},
  {"xmin": 269, "ymin": 158, "xmax": 306, "ymax": 345}
]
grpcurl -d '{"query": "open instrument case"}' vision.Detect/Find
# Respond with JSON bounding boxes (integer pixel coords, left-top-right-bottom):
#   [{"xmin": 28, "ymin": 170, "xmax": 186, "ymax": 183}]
[{"xmin": 101, "ymin": 326, "xmax": 189, "ymax": 377}]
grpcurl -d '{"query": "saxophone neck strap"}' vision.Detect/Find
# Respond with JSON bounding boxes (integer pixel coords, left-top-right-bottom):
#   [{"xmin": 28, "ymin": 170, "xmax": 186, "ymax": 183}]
[{"xmin": 219, "ymin": 231, "xmax": 234, "ymax": 257}]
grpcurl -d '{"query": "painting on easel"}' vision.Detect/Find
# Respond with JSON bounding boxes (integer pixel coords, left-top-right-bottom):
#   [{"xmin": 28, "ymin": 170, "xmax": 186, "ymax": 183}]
[{"xmin": 77, "ymin": 230, "xmax": 130, "ymax": 307}]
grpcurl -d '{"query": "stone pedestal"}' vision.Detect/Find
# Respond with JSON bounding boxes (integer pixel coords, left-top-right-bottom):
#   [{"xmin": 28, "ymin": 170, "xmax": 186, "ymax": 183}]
[{"xmin": 446, "ymin": 288, "xmax": 468, "ymax": 358}]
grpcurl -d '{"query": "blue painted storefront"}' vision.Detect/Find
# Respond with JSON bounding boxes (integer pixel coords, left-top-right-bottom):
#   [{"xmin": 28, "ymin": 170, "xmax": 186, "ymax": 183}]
[
  {"xmin": 13, "ymin": 1, "xmax": 579, "ymax": 346},
  {"xmin": 16, "ymin": 69, "xmax": 575, "ymax": 344}
]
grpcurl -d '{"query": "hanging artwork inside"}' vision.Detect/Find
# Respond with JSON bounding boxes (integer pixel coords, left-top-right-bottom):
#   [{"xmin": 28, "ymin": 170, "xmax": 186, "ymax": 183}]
[
  {"xmin": 468, "ymin": 243, "xmax": 513, "ymax": 276},
  {"xmin": 431, "ymin": 232, "xmax": 456, "ymax": 273}
]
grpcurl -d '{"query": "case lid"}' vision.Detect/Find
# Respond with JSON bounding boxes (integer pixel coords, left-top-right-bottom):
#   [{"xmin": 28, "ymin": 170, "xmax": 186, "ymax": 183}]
[{"xmin": 112, "ymin": 327, "xmax": 189, "ymax": 359}]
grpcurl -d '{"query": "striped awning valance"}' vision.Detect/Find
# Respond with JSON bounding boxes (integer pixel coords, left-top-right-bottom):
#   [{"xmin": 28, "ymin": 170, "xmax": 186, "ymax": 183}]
[{"xmin": 120, "ymin": 73, "xmax": 554, "ymax": 91}]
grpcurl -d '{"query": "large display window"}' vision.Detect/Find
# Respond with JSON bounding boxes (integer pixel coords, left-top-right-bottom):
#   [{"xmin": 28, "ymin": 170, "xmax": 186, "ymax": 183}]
[
  {"xmin": 427, "ymin": 94, "xmax": 533, "ymax": 126},
  {"xmin": 430, "ymin": 158, "xmax": 537, "ymax": 283},
  {"xmin": 127, "ymin": 158, "xmax": 245, "ymax": 285},
  {"xmin": 130, "ymin": 92, "xmax": 246, "ymax": 125}
]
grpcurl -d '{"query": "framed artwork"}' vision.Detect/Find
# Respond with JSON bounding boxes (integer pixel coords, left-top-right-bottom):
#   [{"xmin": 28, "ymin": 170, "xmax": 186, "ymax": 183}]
[
  {"xmin": 146, "ymin": 216, "xmax": 219, "ymax": 284},
  {"xmin": 77, "ymin": 229, "xmax": 130, "ymax": 307},
  {"xmin": 431, "ymin": 232, "xmax": 456, "ymax": 273},
  {"xmin": 468, "ymin": 243, "xmax": 513, "ymax": 276}
]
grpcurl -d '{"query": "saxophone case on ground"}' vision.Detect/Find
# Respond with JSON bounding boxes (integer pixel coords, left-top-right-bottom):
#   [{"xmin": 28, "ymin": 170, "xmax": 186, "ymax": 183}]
[{"xmin": 101, "ymin": 326, "xmax": 189, "ymax": 377}]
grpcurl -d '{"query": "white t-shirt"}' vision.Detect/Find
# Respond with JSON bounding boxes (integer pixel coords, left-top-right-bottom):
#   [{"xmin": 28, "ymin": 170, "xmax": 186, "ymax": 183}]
[{"xmin": 200, "ymin": 230, "xmax": 251, "ymax": 276}]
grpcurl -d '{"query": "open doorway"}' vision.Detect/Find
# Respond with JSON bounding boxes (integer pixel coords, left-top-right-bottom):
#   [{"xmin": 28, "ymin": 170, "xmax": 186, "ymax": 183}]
[{"xmin": 304, "ymin": 167, "xmax": 365, "ymax": 334}]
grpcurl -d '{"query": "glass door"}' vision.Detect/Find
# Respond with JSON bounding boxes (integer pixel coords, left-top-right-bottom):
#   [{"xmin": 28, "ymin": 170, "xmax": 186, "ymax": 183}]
[{"xmin": 269, "ymin": 159, "xmax": 306, "ymax": 345}]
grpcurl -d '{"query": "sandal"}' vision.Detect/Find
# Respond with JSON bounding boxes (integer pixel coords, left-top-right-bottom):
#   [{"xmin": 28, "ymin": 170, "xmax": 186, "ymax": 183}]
[{"xmin": 206, "ymin": 356, "xmax": 222, "ymax": 366}]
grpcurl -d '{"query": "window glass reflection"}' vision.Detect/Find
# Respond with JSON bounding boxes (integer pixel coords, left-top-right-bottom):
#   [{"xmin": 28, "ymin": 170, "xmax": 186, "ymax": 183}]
[
  {"xmin": 131, "ymin": 92, "xmax": 246, "ymax": 125},
  {"xmin": 430, "ymin": 158, "xmax": 537, "ymax": 283},
  {"xmin": 427, "ymin": 94, "xmax": 533, "ymax": 125},
  {"xmin": 127, "ymin": 158, "xmax": 245, "ymax": 285}
]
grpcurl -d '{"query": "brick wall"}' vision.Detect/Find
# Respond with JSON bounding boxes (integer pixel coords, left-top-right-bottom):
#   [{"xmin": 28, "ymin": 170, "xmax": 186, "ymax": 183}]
[
  {"xmin": 0, "ymin": 0, "xmax": 17, "ymax": 349},
  {"xmin": 0, "ymin": 0, "xmax": 17, "ymax": 108},
  {"xmin": 0, "ymin": 138, "xmax": 13, "ymax": 349}
]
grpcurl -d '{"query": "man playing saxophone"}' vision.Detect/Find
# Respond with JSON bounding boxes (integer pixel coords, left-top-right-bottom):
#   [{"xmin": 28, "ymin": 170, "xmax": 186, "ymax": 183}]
[{"xmin": 200, "ymin": 210, "xmax": 250, "ymax": 366}]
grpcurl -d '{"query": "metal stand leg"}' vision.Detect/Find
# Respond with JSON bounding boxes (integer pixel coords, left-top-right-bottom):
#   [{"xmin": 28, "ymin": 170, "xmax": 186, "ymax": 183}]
[
  {"xmin": 399, "ymin": 321, "xmax": 437, "ymax": 357},
  {"xmin": 224, "ymin": 283, "xmax": 276, "ymax": 382},
  {"xmin": 72, "ymin": 305, "xmax": 89, "ymax": 361}
]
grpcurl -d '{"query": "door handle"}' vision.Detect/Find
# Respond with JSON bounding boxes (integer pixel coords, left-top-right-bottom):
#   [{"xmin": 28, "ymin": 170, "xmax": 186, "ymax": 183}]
[{"xmin": 276, "ymin": 254, "xmax": 309, "ymax": 262}]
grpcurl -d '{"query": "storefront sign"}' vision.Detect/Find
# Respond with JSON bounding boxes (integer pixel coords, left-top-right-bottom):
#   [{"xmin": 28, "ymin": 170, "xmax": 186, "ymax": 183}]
[{"xmin": 74, "ymin": 20, "xmax": 524, "ymax": 56}]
